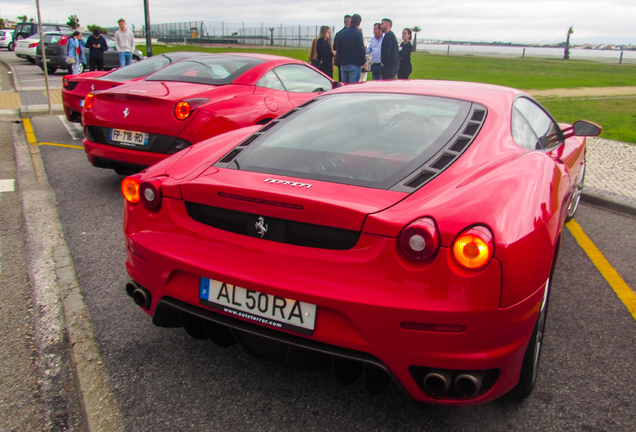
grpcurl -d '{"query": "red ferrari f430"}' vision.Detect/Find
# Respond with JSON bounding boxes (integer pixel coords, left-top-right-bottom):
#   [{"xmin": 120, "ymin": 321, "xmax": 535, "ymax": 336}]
[{"xmin": 121, "ymin": 80, "xmax": 601, "ymax": 405}]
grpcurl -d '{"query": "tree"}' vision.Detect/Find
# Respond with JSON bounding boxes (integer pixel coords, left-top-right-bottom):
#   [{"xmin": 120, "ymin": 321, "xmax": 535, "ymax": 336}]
[
  {"xmin": 564, "ymin": 26, "xmax": 573, "ymax": 60},
  {"xmin": 412, "ymin": 26, "xmax": 421, "ymax": 52},
  {"xmin": 67, "ymin": 15, "xmax": 80, "ymax": 29},
  {"xmin": 17, "ymin": 15, "xmax": 27, "ymax": 22},
  {"xmin": 87, "ymin": 24, "xmax": 108, "ymax": 35}
]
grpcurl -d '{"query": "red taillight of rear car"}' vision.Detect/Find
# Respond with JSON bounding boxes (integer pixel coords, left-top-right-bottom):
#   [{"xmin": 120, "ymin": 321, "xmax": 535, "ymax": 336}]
[
  {"xmin": 122, "ymin": 176, "xmax": 141, "ymax": 203},
  {"xmin": 84, "ymin": 93, "xmax": 94, "ymax": 110},
  {"xmin": 29, "ymin": 42, "xmax": 39, "ymax": 48},
  {"xmin": 398, "ymin": 217, "xmax": 440, "ymax": 261},
  {"xmin": 174, "ymin": 98, "xmax": 210, "ymax": 121},
  {"xmin": 58, "ymin": 35, "xmax": 68, "ymax": 45},
  {"xmin": 452, "ymin": 225, "xmax": 494, "ymax": 269},
  {"xmin": 174, "ymin": 101, "xmax": 191, "ymax": 120}
]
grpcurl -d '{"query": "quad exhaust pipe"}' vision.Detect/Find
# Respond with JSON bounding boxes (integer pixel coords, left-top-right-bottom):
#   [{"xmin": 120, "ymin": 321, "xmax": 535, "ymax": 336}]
[
  {"xmin": 423, "ymin": 369, "xmax": 485, "ymax": 397},
  {"xmin": 423, "ymin": 369, "xmax": 454, "ymax": 396},
  {"xmin": 125, "ymin": 280, "xmax": 152, "ymax": 310},
  {"xmin": 454, "ymin": 371, "xmax": 485, "ymax": 397}
]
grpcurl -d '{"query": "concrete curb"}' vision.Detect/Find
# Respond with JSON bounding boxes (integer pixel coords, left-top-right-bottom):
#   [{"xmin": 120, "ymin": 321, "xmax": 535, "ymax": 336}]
[
  {"xmin": 582, "ymin": 188, "xmax": 636, "ymax": 217},
  {"xmin": 0, "ymin": 55, "xmax": 64, "ymax": 117},
  {"xmin": 13, "ymin": 122, "xmax": 125, "ymax": 432}
]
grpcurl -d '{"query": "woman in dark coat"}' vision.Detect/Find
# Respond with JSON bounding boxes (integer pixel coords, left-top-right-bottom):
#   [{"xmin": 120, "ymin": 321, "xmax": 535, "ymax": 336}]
[
  {"xmin": 316, "ymin": 26, "xmax": 334, "ymax": 78},
  {"xmin": 398, "ymin": 28, "xmax": 413, "ymax": 79}
]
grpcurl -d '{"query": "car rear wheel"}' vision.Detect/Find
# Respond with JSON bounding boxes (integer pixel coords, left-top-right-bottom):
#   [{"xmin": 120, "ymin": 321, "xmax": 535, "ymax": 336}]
[
  {"xmin": 507, "ymin": 264, "xmax": 554, "ymax": 401},
  {"xmin": 77, "ymin": 62, "xmax": 85, "ymax": 74},
  {"xmin": 8, "ymin": 42, "xmax": 14, "ymax": 51},
  {"xmin": 131, "ymin": 56, "xmax": 140, "ymax": 63},
  {"xmin": 565, "ymin": 159, "xmax": 585, "ymax": 222},
  {"xmin": 27, "ymin": 56, "xmax": 35, "ymax": 64}
]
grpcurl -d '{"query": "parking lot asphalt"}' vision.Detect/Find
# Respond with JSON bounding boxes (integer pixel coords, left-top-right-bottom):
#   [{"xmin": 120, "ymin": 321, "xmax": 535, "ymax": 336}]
[{"xmin": 1, "ymin": 49, "xmax": 635, "ymax": 430}]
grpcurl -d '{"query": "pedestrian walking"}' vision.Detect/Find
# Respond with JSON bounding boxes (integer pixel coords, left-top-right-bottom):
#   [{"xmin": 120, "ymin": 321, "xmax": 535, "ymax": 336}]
[
  {"xmin": 66, "ymin": 31, "xmax": 86, "ymax": 75},
  {"xmin": 85, "ymin": 29, "xmax": 108, "ymax": 71},
  {"xmin": 336, "ymin": 14, "xmax": 365, "ymax": 83},
  {"xmin": 398, "ymin": 28, "xmax": 413, "ymax": 79},
  {"xmin": 366, "ymin": 23, "xmax": 384, "ymax": 80},
  {"xmin": 114, "ymin": 18, "xmax": 135, "ymax": 67},
  {"xmin": 380, "ymin": 18, "xmax": 399, "ymax": 80}
]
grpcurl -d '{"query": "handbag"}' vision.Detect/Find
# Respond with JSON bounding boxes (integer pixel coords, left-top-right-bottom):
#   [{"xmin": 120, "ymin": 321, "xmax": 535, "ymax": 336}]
[
  {"xmin": 66, "ymin": 57, "xmax": 76, "ymax": 64},
  {"xmin": 310, "ymin": 58, "xmax": 322, "ymax": 68}
]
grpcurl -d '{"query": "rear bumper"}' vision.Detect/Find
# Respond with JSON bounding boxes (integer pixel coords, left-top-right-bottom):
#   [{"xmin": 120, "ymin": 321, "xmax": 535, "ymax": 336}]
[
  {"xmin": 83, "ymin": 138, "xmax": 168, "ymax": 170},
  {"xmin": 124, "ymin": 197, "xmax": 544, "ymax": 405}
]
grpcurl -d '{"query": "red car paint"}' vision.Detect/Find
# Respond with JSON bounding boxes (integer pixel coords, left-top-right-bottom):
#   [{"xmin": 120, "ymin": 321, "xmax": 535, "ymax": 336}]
[
  {"xmin": 62, "ymin": 52, "xmax": 203, "ymax": 123},
  {"xmin": 122, "ymin": 80, "xmax": 600, "ymax": 405},
  {"xmin": 82, "ymin": 53, "xmax": 335, "ymax": 173}
]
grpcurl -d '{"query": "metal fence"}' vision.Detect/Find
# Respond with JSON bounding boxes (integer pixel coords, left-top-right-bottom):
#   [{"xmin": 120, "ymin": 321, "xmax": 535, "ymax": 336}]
[{"xmin": 141, "ymin": 21, "xmax": 335, "ymax": 48}]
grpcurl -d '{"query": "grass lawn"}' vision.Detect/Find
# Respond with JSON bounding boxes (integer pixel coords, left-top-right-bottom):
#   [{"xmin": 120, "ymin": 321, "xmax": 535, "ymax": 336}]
[{"xmin": 136, "ymin": 44, "xmax": 636, "ymax": 143}]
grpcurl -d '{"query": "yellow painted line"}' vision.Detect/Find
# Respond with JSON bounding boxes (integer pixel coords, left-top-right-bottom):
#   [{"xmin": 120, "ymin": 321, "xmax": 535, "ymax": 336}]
[
  {"xmin": 567, "ymin": 219, "xmax": 636, "ymax": 321},
  {"xmin": 37, "ymin": 142, "xmax": 84, "ymax": 149},
  {"xmin": 23, "ymin": 118, "xmax": 37, "ymax": 144}
]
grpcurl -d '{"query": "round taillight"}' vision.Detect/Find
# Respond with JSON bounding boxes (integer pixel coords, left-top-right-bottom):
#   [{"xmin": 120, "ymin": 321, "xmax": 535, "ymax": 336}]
[
  {"xmin": 398, "ymin": 217, "xmax": 439, "ymax": 261},
  {"xmin": 63, "ymin": 76, "xmax": 69, "ymax": 87},
  {"xmin": 452, "ymin": 226, "xmax": 494, "ymax": 269},
  {"xmin": 84, "ymin": 93, "xmax": 94, "ymax": 110},
  {"xmin": 139, "ymin": 179, "xmax": 164, "ymax": 209},
  {"xmin": 121, "ymin": 176, "xmax": 140, "ymax": 203},
  {"xmin": 174, "ymin": 101, "xmax": 191, "ymax": 120}
]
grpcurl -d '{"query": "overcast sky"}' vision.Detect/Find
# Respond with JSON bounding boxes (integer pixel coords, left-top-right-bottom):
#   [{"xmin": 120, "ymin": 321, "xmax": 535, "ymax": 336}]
[{"xmin": 1, "ymin": 0, "xmax": 634, "ymax": 44}]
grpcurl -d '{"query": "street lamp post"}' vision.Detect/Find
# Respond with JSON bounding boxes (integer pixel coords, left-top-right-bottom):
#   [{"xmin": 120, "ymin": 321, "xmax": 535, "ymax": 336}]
[{"xmin": 144, "ymin": 0, "xmax": 153, "ymax": 57}]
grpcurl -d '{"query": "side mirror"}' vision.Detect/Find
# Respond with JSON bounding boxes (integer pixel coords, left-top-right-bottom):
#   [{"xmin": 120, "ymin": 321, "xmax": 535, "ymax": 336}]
[
  {"xmin": 563, "ymin": 120, "xmax": 602, "ymax": 139},
  {"xmin": 573, "ymin": 120, "xmax": 602, "ymax": 137},
  {"xmin": 332, "ymin": 81, "xmax": 343, "ymax": 89}
]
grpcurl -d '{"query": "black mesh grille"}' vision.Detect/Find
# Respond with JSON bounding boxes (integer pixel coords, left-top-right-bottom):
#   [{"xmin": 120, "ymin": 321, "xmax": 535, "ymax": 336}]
[
  {"xmin": 66, "ymin": 81, "xmax": 79, "ymax": 91},
  {"xmin": 185, "ymin": 202, "xmax": 360, "ymax": 250}
]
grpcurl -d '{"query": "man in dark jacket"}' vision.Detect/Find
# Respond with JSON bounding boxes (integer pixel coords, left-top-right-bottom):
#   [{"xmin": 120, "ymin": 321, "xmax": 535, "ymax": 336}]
[
  {"xmin": 333, "ymin": 14, "xmax": 351, "ymax": 82},
  {"xmin": 380, "ymin": 18, "xmax": 399, "ymax": 80},
  {"xmin": 85, "ymin": 29, "xmax": 108, "ymax": 71},
  {"xmin": 337, "ymin": 14, "xmax": 365, "ymax": 83}
]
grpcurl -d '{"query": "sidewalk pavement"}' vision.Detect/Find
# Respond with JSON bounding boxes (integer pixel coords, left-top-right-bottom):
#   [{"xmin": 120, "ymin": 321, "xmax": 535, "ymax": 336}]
[{"xmin": 1, "ymin": 55, "xmax": 635, "ymax": 216}]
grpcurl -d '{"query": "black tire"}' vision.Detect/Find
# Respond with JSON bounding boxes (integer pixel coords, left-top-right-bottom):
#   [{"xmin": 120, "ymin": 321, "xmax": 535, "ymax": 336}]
[
  {"xmin": 27, "ymin": 56, "xmax": 36, "ymax": 64},
  {"xmin": 77, "ymin": 62, "xmax": 85, "ymax": 74},
  {"xmin": 131, "ymin": 56, "xmax": 140, "ymax": 63},
  {"xmin": 47, "ymin": 66, "xmax": 58, "ymax": 74},
  {"xmin": 8, "ymin": 42, "xmax": 14, "ymax": 51},
  {"xmin": 565, "ymin": 159, "xmax": 585, "ymax": 222}
]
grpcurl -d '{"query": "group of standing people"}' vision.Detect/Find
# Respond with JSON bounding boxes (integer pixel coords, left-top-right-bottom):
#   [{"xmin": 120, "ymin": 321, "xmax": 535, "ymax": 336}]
[
  {"xmin": 309, "ymin": 14, "xmax": 413, "ymax": 83},
  {"xmin": 65, "ymin": 18, "xmax": 137, "ymax": 75}
]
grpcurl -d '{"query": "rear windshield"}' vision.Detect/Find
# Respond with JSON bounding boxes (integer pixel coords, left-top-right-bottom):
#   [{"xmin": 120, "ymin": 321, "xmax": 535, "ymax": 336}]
[
  {"xmin": 224, "ymin": 93, "xmax": 471, "ymax": 189},
  {"xmin": 145, "ymin": 55, "xmax": 264, "ymax": 85},
  {"xmin": 101, "ymin": 55, "xmax": 175, "ymax": 82},
  {"xmin": 43, "ymin": 34, "xmax": 65, "ymax": 44}
]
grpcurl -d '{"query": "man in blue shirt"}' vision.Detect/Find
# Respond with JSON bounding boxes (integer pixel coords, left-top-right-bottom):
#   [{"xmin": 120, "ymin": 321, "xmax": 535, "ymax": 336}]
[
  {"xmin": 366, "ymin": 23, "xmax": 384, "ymax": 80},
  {"xmin": 337, "ymin": 14, "xmax": 365, "ymax": 83},
  {"xmin": 333, "ymin": 15, "xmax": 351, "ymax": 82}
]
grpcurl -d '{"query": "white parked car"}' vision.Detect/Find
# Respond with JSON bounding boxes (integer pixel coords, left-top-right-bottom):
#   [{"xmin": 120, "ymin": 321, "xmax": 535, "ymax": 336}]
[
  {"xmin": 15, "ymin": 34, "xmax": 42, "ymax": 63},
  {"xmin": 0, "ymin": 29, "xmax": 14, "ymax": 50}
]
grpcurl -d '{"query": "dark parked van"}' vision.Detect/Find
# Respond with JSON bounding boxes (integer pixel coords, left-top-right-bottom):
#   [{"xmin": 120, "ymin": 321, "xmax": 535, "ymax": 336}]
[{"xmin": 12, "ymin": 22, "xmax": 73, "ymax": 41}]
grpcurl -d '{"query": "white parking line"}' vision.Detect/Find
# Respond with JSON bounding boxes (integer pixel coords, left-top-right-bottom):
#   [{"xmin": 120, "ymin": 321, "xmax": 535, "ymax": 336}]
[
  {"xmin": 58, "ymin": 115, "xmax": 83, "ymax": 141},
  {"xmin": 0, "ymin": 179, "xmax": 15, "ymax": 192}
]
